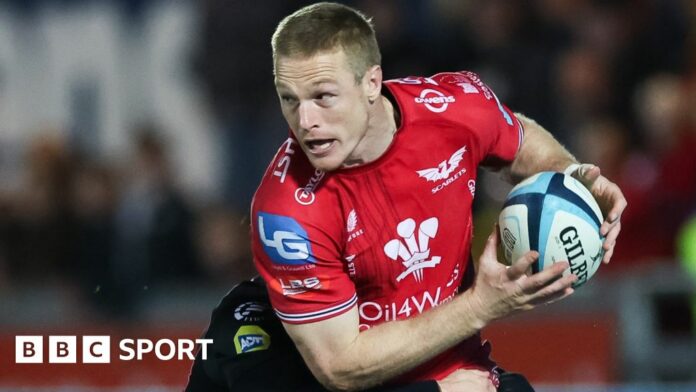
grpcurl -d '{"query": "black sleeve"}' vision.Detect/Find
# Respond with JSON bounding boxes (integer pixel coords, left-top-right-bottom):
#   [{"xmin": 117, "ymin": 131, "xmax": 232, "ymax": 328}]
[
  {"xmin": 497, "ymin": 372, "xmax": 535, "ymax": 392},
  {"xmin": 185, "ymin": 277, "xmax": 440, "ymax": 392},
  {"xmin": 185, "ymin": 351, "xmax": 228, "ymax": 392}
]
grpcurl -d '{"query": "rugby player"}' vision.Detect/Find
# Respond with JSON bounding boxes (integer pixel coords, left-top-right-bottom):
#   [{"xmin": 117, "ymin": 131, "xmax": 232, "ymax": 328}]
[{"xmin": 249, "ymin": 3, "xmax": 626, "ymax": 391}]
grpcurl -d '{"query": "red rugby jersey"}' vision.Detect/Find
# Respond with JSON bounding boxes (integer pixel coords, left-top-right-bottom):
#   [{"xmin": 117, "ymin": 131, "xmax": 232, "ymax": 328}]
[{"xmin": 251, "ymin": 71, "xmax": 524, "ymax": 383}]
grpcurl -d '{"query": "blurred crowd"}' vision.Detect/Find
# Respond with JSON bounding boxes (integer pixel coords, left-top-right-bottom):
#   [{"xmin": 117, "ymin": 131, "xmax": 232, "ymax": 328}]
[
  {"xmin": 0, "ymin": 0, "xmax": 694, "ymax": 318},
  {"xmin": 0, "ymin": 126, "xmax": 256, "ymax": 317}
]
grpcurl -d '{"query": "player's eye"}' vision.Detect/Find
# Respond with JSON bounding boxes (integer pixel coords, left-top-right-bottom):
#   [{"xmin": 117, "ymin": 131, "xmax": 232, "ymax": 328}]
[
  {"xmin": 280, "ymin": 95, "xmax": 297, "ymax": 105},
  {"xmin": 315, "ymin": 93, "xmax": 336, "ymax": 104}
]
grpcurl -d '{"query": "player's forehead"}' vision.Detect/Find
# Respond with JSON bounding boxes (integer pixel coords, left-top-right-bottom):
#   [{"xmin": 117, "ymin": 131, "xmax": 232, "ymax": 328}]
[{"xmin": 274, "ymin": 49, "xmax": 353, "ymax": 90}]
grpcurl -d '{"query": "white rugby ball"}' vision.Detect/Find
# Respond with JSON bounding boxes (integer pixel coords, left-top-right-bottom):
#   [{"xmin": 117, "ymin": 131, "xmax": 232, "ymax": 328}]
[{"xmin": 498, "ymin": 171, "xmax": 604, "ymax": 288}]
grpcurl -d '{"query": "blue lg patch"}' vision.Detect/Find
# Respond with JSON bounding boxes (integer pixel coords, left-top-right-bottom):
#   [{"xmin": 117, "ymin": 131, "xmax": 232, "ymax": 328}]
[{"xmin": 257, "ymin": 212, "xmax": 315, "ymax": 265}]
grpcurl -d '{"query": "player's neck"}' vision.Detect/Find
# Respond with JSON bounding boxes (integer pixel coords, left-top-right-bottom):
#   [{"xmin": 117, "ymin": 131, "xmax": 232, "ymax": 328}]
[{"xmin": 343, "ymin": 95, "xmax": 397, "ymax": 168}]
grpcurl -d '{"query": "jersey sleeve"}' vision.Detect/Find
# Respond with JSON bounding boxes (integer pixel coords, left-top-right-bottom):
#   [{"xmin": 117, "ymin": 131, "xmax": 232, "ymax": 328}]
[
  {"xmin": 460, "ymin": 71, "xmax": 523, "ymax": 168},
  {"xmin": 433, "ymin": 71, "xmax": 524, "ymax": 168},
  {"xmin": 251, "ymin": 139, "xmax": 356, "ymax": 325}
]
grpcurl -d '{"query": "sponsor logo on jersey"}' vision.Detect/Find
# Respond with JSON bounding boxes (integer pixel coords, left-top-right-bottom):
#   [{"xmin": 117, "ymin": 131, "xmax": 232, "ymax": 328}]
[
  {"xmin": 358, "ymin": 284, "xmax": 459, "ymax": 329},
  {"xmin": 233, "ymin": 325, "xmax": 270, "ymax": 354},
  {"xmin": 384, "ymin": 217, "xmax": 441, "ymax": 283},
  {"xmin": 417, "ymin": 145, "xmax": 467, "ymax": 182},
  {"xmin": 455, "ymin": 71, "xmax": 512, "ymax": 125},
  {"xmin": 457, "ymin": 82, "xmax": 479, "ymax": 94},
  {"xmin": 273, "ymin": 138, "xmax": 297, "ymax": 183},
  {"xmin": 440, "ymin": 74, "xmax": 472, "ymax": 85},
  {"xmin": 467, "ymin": 179, "xmax": 476, "ymax": 197},
  {"xmin": 258, "ymin": 212, "xmax": 315, "ymax": 265},
  {"xmin": 392, "ymin": 76, "xmax": 439, "ymax": 86},
  {"xmin": 347, "ymin": 210, "xmax": 357, "ymax": 232},
  {"xmin": 414, "ymin": 88, "xmax": 455, "ymax": 113},
  {"xmin": 346, "ymin": 209, "xmax": 365, "ymax": 243},
  {"xmin": 446, "ymin": 263, "xmax": 460, "ymax": 288},
  {"xmin": 459, "ymin": 71, "xmax": 493, "ymax": 100},
  {"xmin": 295, "ymin": 169, "xmax": 325, "ymax": 205},
  {"xmin": 417, "ymin": 145, "xmax": 469, "ymax": 194},
  {"xmin": 344, "ymin": 254, "xmax": 357, "ymax": 278},
  {"xmin": 234, "ymin": 302, "xmax": 268, "ymax": 322},
  {"xmin": 278, "ymin": 276, "xmax": 321, "ymax": 296}
]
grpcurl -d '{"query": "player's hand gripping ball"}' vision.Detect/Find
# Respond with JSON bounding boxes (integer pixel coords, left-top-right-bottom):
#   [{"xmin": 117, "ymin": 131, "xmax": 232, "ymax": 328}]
[{"xmin": 498, "ymin": 172, "xmax": 604, "ymax": 288}]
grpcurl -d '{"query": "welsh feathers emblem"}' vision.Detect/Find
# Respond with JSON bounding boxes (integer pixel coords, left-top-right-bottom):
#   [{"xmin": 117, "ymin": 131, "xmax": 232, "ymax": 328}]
[{"xmin": 384, "ymin": 217, "xmax": 441, "ymax": 283}]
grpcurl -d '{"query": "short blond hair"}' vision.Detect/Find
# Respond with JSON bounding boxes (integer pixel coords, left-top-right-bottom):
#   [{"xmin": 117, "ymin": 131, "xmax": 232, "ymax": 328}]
[{"xmin": 272, "ymin": 2, "xmax": 382, "ymax": 83}]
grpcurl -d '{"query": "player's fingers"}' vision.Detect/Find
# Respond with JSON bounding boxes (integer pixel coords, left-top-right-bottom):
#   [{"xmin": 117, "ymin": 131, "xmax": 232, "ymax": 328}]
[
  {"xmin": 480, "ymin": 227, "xmax": 500, "ymax": 264},
  {"xmin": 602, "ymin": 243, "xmax": 616, "ymax": 264},
  {"xmin": 486, "ymin": 379, "xmax": 497, "ymax": 392},
  {"xmin": 600, "ymin": 188, "xmax": 627, "ymax": 236},
  {"xmin": 518, "ymin": 261, "xmax": 570, "ymax": 295},
  {"xmin": 572, "ymin": 164, "xmax": 600, "ymax": 189},
  {"xmin": 529, "ymin": 286, "xmax": 575, "ymax": 306},
  {"xmin": 600, "ymin": 220, "xmax": 621, "ymax": 264},
  {"xmin": 506, "ymin": 251, "xmax": 538, "ymax": 280},
  {"xmin": 602, "ymin": 221, "xmax": 621, "ymax": 251},
  {"xmin": 535, "ymin": 272, "xmax": 576, "ymax": 298}
]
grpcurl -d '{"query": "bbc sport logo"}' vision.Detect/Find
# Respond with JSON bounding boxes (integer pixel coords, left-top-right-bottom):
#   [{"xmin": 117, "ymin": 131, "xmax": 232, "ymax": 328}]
[{"xmin": 15, "ymin": 335, "xmax": 213, "ymax": 363}]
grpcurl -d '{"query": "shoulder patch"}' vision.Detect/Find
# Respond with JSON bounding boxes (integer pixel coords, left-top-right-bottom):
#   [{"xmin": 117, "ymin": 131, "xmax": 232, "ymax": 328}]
[
  {"xmin": 234, "ymin": 325, "xmax": 271, "ymax": 354},
  {"xmin": 257, "ymin": 212, "xmax": 316, "ymax": 265}
]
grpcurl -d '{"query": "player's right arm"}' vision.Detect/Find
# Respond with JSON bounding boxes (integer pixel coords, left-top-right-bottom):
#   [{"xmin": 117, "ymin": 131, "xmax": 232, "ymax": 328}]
[{"xmin": 279, "ymin": 230, "xmax": 575, "ymax": 391}]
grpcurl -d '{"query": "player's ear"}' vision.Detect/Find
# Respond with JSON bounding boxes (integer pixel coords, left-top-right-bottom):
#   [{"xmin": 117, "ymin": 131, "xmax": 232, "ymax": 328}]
[{"xmin": 364, "ymin": 65, "xmax": 382, "ymax": 104}]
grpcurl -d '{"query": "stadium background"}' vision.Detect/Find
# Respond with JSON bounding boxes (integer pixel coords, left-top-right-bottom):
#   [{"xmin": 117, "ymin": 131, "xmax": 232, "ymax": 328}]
[{"xmin": 0, "ymin": 0, "xmax": 694, "ymax": 390}]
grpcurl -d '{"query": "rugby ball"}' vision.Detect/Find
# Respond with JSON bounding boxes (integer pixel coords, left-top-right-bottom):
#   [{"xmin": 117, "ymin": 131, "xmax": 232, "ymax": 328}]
[{"xmin": 498, "ymin": 171, "xmax": 604, "ymax": 288}]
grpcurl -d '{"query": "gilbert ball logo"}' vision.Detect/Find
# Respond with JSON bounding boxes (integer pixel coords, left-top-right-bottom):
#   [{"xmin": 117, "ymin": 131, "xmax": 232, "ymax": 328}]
[{"xmin": 15, "ymin": 335, "xmax": 213, "ymax": 363}]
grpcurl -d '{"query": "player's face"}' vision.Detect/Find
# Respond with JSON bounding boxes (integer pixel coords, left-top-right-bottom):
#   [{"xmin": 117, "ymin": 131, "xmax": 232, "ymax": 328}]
[{"xmin": 275, "ymin": 49, "xmax": 372, "ymax": 171}]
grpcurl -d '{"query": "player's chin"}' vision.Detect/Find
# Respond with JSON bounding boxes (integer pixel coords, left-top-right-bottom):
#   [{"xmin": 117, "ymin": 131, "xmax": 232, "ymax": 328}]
[
  {"xmin": 304, "ymin": 146, "xmax": 346, "ymax": 172},
  {"xmin": 307, "ymin": 154, "xmax": 343, "ymax": 172}
]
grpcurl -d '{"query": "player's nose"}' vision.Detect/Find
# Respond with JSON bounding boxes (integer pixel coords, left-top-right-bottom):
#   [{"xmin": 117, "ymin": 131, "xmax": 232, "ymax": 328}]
[{"xmin": 298, "ymin": 101, "xmax": 320, "ymax": 132}]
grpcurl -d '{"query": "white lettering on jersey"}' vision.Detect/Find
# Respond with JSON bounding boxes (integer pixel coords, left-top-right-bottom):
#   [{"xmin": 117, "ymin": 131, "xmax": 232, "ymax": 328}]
[
  {"xmin": 278, "ymin": 277, "xmax": 321, "ymax": 296},
  {"xmin": 468, "ymin": 179, "xmax": 476, "ymax": 197},
  {"xmin": 273, "ymin": 138, "xmax": 297, "ymax": 183},
  {"xmin": 358, "ymin": 284, "xmax": 459, "ymax": 328},
  {"xmin": 295, "ymin": 169, "xmax": 325, "ymax": 206},
  {"xmin": 258, "ymin": 216, "xmax": 311, "ymax": 260},
  {"xmin": 460, "ymin": 72, "xmax": 493, "ymax": 100},
  {"xmin": 417, "ymin": 145, "xmax": 471, "ymax": 194},
  {"xmin": 414, "ymin": 88, "xmax": 455, "ymax": 113},
  {"xmin": 393, "ymin": 76, "xmax": 439, "ymax": 85},
  {"xmin": 383, "ymin": 218, "xmax": 441, "ymax": 283},
  {"xmin": 417, "ymin": 145, "xmax": 467, "ymax": 182},
  {"xmin": 345, "ymin": 254, "xmax": 357, "ymax": 278},
  {"xmin": 457, "ymin": 82, "xmax": 479, "ymax": 94}
]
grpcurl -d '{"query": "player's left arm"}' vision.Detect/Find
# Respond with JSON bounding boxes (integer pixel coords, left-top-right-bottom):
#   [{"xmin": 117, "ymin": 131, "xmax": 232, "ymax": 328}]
[{"xmin": 502, "ymin": 113, "xmax": 628, "ymax": 263}]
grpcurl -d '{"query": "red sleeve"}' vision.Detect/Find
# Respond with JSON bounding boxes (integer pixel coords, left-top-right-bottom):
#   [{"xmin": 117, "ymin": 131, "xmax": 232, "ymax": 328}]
[
  {"xmin": 432, "ymin": 71, "xmax": 524, "ymax": 168},
  {"xmin": 251, "ymin": 139, "xmax": 356, "ymax": 324}
]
